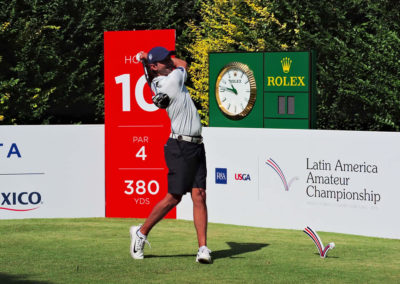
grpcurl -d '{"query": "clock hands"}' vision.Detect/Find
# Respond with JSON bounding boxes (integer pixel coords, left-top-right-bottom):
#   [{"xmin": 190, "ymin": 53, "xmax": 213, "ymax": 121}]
[
  {"xmin": 220, "ymin": 84, "xmax": 238, "ymax": 95},
  {"xmin": 229, "ymin": 83, "xmax": 238, "ymax": 95}
]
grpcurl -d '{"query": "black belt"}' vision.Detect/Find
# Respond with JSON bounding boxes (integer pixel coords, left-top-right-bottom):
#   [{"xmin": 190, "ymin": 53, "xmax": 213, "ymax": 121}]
[{"xmin": 170, "ymin": 133, "xmax": 203, "ymax": 144}]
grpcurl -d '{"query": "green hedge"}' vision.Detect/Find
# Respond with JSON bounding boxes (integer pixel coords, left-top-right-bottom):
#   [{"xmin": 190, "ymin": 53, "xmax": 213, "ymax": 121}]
[
  {"xmin": 0, "ymin": 0, "xmax": 198, "ymax": 124},
  {"xmin": 271, "ymin": 0, "xmax": 400, "ymax": 130},
  {"xmin": 1, "ymin": 0, "xmax": 399, "ymax": 130}
]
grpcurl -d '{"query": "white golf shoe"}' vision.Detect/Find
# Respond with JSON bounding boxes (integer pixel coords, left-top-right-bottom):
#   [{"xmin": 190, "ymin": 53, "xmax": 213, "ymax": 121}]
[
  {"xmin": 196, "ymin": 246, "xmax": 212, "ymax": 264},
  {"xmin": 130, "ymin": 225, "xmax": 151, "ymax": 259}
]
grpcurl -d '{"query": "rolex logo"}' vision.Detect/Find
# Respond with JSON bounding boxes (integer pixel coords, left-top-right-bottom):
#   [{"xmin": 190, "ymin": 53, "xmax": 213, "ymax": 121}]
[{"xmin": 281, "ymin": 57, "xmax": 292, "ymax": 73}]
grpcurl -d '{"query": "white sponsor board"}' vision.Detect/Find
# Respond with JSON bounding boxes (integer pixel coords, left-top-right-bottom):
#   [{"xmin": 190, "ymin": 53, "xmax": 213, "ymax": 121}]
[
  {"xmin": 177, "ymin": 127, "xmax": 400, "ymax": 239},
  {"xmin": 0, "ymin": 125, "xmax": 104, "ymax": 219}
]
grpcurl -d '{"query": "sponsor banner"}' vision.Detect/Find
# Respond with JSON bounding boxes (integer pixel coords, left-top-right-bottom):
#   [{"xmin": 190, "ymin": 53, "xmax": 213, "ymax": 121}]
[
  {"xmin": 264, "ymin": 52, "xmax": 309, "ymax": 92},
  {"xmin": 104, "ymin": 30, "xmax": 175, "ymax": 218},
  {"xmin": 177, "ymin": 127, "xmax": 400, "ymax": 239},
  {"xmin": 0, "ymin": 125, "xmax": 104, "ymax": 219}
]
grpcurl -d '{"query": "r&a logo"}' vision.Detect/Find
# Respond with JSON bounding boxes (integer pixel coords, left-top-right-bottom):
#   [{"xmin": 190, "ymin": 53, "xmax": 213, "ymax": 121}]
[{"xmin": 215, "ymin": 168, "xmax": 227, "ymax": 184}]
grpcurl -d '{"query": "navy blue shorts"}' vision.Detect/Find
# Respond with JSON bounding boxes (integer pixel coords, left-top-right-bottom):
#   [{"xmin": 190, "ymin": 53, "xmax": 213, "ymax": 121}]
[{"xmin": 164, "ymin": 138, "xmax": 207, "ymax": 195}]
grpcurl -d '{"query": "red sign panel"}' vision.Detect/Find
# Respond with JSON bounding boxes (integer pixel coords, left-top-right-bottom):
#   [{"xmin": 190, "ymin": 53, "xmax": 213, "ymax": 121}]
[{"xmin": 104, "ymin": 30, "xmax": 175, "ymax": 218}]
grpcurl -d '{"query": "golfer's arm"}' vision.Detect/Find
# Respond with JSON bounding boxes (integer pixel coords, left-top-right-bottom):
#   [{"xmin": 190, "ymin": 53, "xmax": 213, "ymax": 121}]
[{"xmin": 172, "ymin": 57, "xmax": 187, "ymax": 70}]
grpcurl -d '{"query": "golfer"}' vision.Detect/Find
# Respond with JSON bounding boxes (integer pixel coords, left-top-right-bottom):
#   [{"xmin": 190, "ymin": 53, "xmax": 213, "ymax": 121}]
[{"xmin": 130, "ymin": 46, "xmax": 211, "ymax": 264}]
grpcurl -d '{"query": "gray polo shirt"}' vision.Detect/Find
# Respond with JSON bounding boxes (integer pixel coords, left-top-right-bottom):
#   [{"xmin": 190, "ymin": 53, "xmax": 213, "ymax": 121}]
[{"xmin": 152, "ymin": 67, "xmax": 202, "ymax": 137}]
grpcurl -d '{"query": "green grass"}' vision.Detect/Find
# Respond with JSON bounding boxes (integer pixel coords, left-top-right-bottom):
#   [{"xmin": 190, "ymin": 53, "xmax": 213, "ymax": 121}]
[{"xmin": 0, "ymin": 218, "xmax": 399, "ymax": 283}]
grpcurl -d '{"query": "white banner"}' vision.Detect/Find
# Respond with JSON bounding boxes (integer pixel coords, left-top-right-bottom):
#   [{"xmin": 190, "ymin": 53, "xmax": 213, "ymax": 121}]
[
  {"xmin": 177, "ymin": 127, "xmax": 400, "ymax": 239},
  {"xmin": 0, "ymin": 125, "xmax": 104, "ymax": 219}
]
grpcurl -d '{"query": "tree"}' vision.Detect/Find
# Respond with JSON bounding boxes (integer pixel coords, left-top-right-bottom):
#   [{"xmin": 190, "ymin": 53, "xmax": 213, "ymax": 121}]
[
  {"xmin": 186, "ymin": 0, "xmax": 400, "ymax": 130},
  {"xmin": 271, "ymin": 0, "xmax": 400, "ymax": 130},
  {"xmin": 0, "ymin": 0, "xmax": 199, "ymax": 124},
  {"xmin": 185, "ymin": 0, "xmax": 294, "ymax": 125}
]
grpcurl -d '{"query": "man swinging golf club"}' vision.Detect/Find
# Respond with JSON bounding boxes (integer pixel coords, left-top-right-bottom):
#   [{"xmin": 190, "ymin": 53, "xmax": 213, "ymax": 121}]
[{"xmin": 130, "ymin": 46, "xmax": 211, "ymax": 264}]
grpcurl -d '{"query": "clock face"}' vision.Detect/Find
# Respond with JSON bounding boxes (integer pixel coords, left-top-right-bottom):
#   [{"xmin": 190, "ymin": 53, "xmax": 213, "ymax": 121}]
[{"xmin": 215, "ymin": 62, "xmax": 257, "ymax": 120}]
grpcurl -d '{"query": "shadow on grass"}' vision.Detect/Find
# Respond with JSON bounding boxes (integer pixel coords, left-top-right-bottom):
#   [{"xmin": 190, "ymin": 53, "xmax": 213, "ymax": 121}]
[
  {"xmin": 213, "ymin": 242, "xmax": 269, "ymax": 260},
  {"xmin": 146, "ymin": 242, "xmax": 269, "ymax": 260},
  {"xmin": 0, "ymin": 273, "xmax": 54, "ymax": 284}
]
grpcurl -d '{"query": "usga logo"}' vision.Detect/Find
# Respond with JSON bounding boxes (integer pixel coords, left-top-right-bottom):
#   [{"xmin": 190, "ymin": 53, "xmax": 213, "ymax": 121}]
[
  {"xmin": 215, "ymin": 168, "xmax": 227, "ymax": 184},
  {"xmin": 0, "ymin": 191, "xmax": 42, "ymax": 211},
  {"xmin": 234, "ymin": 173, "xmax": 251, "ymax": 181}
]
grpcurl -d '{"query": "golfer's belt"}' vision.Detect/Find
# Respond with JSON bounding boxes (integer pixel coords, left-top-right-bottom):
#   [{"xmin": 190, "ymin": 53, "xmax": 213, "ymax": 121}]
[{"xmin": 170, "ymin": 133, "xmax": 203, "ymax": 144}]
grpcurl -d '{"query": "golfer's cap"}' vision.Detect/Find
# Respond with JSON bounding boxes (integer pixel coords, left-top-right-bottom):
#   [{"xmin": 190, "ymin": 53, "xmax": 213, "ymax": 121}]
[{"xmin": 147, "ymin": 46, "xmax": 174, "ymax": 64}]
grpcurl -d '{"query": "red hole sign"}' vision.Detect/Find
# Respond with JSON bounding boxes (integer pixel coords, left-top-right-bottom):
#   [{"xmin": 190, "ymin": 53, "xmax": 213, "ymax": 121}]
[{"xmin": 104, "ymin": 30, "xmax": 175, "ymax": 218}]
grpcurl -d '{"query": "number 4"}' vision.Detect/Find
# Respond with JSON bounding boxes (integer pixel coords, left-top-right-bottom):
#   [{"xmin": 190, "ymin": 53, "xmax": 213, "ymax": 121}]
[{"xmin": 136, "ymin": 146, "xmax": 147, "ymax": 160}]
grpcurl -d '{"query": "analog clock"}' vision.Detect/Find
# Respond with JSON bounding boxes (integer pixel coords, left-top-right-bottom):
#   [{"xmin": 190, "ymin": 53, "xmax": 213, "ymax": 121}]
[{"xmin": 215, "ymin": 62, "xmax": 257, "ymax": 120}]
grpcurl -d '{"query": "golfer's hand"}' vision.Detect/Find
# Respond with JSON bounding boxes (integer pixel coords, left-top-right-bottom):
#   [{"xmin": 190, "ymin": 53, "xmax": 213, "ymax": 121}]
[
  {"xmin": 140, "ymin": 52, "xmax": 148, "ymax": 60},
  {"xmin": 134, "ymin": 52, "xmax": 148, "ymax": 64}
]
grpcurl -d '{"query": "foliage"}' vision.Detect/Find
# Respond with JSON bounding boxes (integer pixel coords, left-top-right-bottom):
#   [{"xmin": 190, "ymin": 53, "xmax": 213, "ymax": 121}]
[
  {"xmin": 186, "ymin": 0, "xmax": 400, "ymax": 130},
  {"xmin": 270, "ymin": 0, "xmax": 400, "ymax": 130},
  {"xmin": 1, "ymin": 0, "xmax": 399, "ymax": 130},
  {"xmin": 0, "ymin": 0, "xmax": 198, "ymax": 124},
  {"xmin": 185, "ymin": 0, "xmax": 293, "ymax": 125}
]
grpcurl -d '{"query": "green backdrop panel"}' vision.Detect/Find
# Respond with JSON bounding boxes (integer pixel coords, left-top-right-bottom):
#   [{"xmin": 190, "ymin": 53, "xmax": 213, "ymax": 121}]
[
  {"xmin": 209, "ymin": 51, "xmax": 315, "ymax": 129},
  {"xmin": 209, "ymin": 52, "xmax": 264, "ymax": 128}
]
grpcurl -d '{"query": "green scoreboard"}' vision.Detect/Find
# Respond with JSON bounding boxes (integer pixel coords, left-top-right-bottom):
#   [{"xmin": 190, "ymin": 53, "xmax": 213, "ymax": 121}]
[{"xmin": 209, "ymin": 51, "xmax": 316, "ymax": 129}]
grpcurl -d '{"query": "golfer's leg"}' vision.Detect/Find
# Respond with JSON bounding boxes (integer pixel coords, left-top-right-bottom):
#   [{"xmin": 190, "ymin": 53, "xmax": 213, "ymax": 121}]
[
  {"xmin": 140, "ymin": 193, "xmax": 182, "ymax": 235},
  {"xmin": 191, "ymin": 188, "xmax": 207, "ymax": 247}
]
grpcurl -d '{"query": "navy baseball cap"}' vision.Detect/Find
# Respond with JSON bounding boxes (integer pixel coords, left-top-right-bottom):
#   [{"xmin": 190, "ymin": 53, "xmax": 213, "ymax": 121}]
[{"xmin": 147, "ymin": 46, "xmax": 173, "ymax": 64}]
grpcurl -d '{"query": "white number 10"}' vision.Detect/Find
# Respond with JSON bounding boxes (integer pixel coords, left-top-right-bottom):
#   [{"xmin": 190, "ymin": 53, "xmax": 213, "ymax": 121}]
[{"xmin": 114, "ymin": 74, "xmax": 158, "ymax": 112}]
